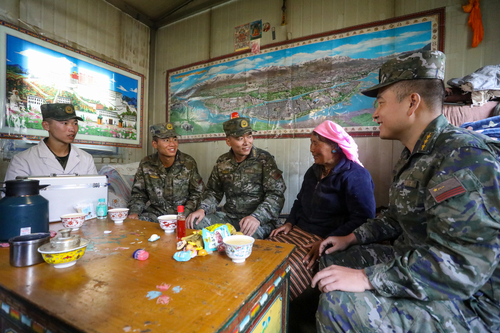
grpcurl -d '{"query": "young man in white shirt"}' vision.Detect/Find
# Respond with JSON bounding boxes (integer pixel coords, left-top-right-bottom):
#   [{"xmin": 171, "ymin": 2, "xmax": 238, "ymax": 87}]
[{"xmin": 4, "ymin": 103, "xmax": 97, "ymax": 180}]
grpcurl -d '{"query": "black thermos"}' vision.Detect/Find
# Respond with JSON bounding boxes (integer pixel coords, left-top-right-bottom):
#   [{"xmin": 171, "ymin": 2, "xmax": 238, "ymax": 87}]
[{"xmin": 0, "ymin": 180, "xmax": 49, "ymax": 242}]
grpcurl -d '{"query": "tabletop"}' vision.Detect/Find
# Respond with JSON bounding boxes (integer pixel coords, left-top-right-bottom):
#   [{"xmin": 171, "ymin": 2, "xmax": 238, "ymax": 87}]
[{"xmin": 0, "ymin": 218, "xmax": 295, "ymax": 332}]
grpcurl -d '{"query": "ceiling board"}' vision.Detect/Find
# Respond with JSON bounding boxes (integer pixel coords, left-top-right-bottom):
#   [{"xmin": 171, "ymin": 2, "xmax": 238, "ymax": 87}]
[{"xmin": 104, "ymin": 0, "xmax": 235, "ymax": 29}]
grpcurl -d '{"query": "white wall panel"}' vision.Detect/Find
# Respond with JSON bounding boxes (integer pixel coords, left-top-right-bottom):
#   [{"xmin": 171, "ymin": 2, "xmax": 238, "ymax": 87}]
[
  {"xmin": 179, "ymin": 135, "xmax": 404, "ymax": 213},
  {"xmin": 0, "ymin": 0, "xmax": 151, "ymax": 178}
]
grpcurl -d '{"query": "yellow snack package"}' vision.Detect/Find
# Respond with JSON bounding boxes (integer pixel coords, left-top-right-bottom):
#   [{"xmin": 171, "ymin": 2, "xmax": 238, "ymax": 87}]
[{"xmin": 205, "ymin": 223, "xmax": 237, "ymax": 235}]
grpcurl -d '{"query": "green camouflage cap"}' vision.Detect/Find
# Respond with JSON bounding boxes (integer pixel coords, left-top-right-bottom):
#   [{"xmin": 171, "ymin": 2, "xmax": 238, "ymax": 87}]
[
  {"xmin": 223, "ymin": 117, "xmax": 253, "ymax": 137},
  {"xmin": 361, "ymin": 50, "xmax": 446, "ymax": 98},
  {"xmin": 150, "ymin": 122, "xmax": 178, "ymax": 139},
  {"xmin": 41, "ymin": 103, "xmax": 83, "ymax": 121}
]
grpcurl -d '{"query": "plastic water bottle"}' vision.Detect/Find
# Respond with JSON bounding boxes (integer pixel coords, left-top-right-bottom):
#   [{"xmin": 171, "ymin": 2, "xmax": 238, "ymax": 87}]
[
  {"xmin": 176, "ymin": 205, "xmax": 186, "ymax": 241},
  {"xmin": 96, "ymin": 198, "xmax": 107, "ymax": 219}
]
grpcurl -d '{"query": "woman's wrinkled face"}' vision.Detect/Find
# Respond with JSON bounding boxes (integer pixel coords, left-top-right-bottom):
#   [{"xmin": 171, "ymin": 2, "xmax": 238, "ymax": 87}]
[{"xmin": 310, "ymin": 134, "xmax": 336, "ymax": 165}]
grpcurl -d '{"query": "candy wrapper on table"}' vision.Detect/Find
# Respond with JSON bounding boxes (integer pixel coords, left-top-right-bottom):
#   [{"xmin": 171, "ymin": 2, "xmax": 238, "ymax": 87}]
[{"xmin": 176, "ymin": 232, "xmax": 205, "ymax": 252}]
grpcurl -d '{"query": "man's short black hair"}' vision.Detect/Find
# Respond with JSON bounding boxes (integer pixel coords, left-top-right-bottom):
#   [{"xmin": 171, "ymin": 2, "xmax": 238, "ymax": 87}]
[{"xmin": 391, "ymin": 79, "xmax": 445, "ymax": 112}]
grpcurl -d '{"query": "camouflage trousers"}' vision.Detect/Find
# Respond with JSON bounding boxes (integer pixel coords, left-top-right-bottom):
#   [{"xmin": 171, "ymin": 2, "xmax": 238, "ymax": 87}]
[
  {"xmin": 316, "ymin": 244, "xmax": 491, "ymax": 333},
  {"xmin": 138, "ymin": 212, "xmax": 159, "ymax": 223},
  {"xmin": 193, "ymin": 211, "xmax": 275, "ymax": 239}
]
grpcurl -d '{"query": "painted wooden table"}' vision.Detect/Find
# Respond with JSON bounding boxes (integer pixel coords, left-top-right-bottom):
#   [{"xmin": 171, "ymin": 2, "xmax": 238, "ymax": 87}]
[{"xmin": 0, "ymin": 218, "xmax": 295, "ymax": 333}]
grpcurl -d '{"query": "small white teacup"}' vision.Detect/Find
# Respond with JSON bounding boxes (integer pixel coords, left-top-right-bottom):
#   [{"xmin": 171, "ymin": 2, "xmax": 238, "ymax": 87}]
[
  {"xmin": 108, "ymin": 208, "xmax": 129, "ymax": 224},
  {"xmin": 60, "ymin": 213, "xmax": 86, "ymax": 231},
  {"xmin": 158, "ymin": 215, "xmax": 177, "ymax": 233}
]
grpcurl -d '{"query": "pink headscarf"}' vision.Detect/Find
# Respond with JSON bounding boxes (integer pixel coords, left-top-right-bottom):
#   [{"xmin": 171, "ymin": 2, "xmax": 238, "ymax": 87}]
[{"xmin": 313, "ymin": 120, "xmax": 363, "ymax": 166}]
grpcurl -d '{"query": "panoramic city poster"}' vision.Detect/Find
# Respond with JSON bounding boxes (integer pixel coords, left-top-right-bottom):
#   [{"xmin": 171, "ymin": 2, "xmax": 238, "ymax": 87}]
[
  {"xmin": 167, "ymin": 9, "xmax": 443, "ymax": 142},
  {"xmin": 0, "ymin": 21, "xmax": 144, "ymax": 147}
]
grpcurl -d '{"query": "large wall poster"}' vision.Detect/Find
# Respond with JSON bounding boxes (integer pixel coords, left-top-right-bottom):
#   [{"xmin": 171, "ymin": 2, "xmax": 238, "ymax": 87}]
[
  {"xmin": 167, "ymin": 9, "xmax": 444, "ymax": 142},
  {"xmin": 0, "ymin": 20, "xmax": 144, "ymax": 148}
]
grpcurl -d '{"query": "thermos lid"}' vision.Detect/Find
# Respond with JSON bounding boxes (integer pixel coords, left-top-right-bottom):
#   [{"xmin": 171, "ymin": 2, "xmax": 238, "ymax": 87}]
[
  {"xmin": 2, "ymin": 179, "xmax": 48, "ymax": 197},
  {"xmin": 38, "ymin": 229, "xmax": 89, "ymax": 253},
  {"xmin": 9, "ymin": 233, "xmax": 51, "ymax": 245}
]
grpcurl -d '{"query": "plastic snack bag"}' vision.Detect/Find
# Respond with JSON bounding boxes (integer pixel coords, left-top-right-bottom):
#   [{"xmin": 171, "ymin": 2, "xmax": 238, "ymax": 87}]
[
  {"xmin": 202, "ymin": 224, "xmax": 231, "ymax": 252},
  {"xmin": 74, "ymin": 202, "xmax": 96, "ymax": 220}
]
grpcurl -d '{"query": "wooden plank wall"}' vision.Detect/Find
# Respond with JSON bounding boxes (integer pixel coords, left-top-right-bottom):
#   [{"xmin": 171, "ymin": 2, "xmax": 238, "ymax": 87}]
[
  {"xmin": 0, "ymin": 0, "xmax": 151, "ymax": 178},
  {"xmin": 153, "ymin": 0, "xmax": 499, "ymax": 213}
]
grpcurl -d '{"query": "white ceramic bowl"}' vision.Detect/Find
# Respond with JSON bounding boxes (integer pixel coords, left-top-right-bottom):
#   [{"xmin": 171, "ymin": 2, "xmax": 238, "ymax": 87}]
[
  {"xmin": 108, "ymin": 208, "xmax": 129, "ymax": 223},
  {"xmin": 223, "ymin": 235, "xmax": 255, "ymax": 263},
  {"xmin": 158, "ymin": 214, "xmax": 177, "ymax": 233},
  {"xmin": 60, "ymin": 213, "xmax": 86, "ymax": 231}
]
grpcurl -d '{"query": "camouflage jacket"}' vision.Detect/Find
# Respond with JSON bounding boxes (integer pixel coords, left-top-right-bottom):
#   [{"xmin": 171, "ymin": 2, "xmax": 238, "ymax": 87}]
[
  {"xmin": 128, "ymin": 151, "xmax": 205, "ymax": 219},
  {"xmin": 200, "ymin": 146, "xmax": 286, "ymax": 224},
  {"xmin": 355, "ymin": 115, "xmax": 500, "ymax": 309}
]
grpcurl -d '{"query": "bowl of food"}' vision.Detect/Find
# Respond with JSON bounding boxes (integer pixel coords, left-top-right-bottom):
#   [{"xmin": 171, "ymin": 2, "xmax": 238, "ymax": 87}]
[
  {"xmin": 223, "ymin": 235, "xmax": 255, "ymax": 263},
  {"xmin": 108, "ymin": 208, "xmax": 129, "ymax": 223},
  {"xmin": 38, "ymin": 229, "xmax": 89, "ymax": 269},
  {"xmin": 60, "ymin": 213, "xmax": 86, "ymax": 231},
  {"xmin": 158, "ymin": 215, "xmax": 177, "ymax": 233}
]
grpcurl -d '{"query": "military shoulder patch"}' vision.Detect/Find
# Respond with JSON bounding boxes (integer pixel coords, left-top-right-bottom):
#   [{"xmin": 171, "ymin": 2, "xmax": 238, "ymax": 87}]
[
  {"xmin": 429, "ymin": 177, "xmax": 466, "ymax": 203},
  {"xmin": 271, "ymin": 170, "xmax": 282, "ymax": 180}
]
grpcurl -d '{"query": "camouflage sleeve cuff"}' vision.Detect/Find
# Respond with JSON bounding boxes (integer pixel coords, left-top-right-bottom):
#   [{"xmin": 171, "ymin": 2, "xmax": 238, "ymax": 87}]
[
  {"xmin": 200, "ymin": 202, "xmax": 215, "ymax": 215},
  {"xmin": 128, "ymin": 206, "xmax": 143, "ymax": 215},
  {"xmin": 364, "ymin": 266, "xmax": 378, "ymax": 291},
  {"xmin": 251, "ymin": 214, "xmax": 263, "ymax": 224},
  {"xmin": 365, "ymin": 263, "xmax": 413, "ymax": 298},
  {"xmin": 364, "ymin": 265, "xmax": 396, "ymax": 297},
  {"xmin": 353, "ymin": 230, "xmax": 365, "ymax": 244}
]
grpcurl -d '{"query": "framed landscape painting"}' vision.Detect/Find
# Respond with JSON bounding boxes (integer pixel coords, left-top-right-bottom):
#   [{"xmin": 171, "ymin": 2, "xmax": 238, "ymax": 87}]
[
  {"xmin": 0, "ymin": 20, "xmax": 144, "ymax": 148},
  {"xmin": 167, "ymin": 8, "xmax": 444, "ymax": 142}
]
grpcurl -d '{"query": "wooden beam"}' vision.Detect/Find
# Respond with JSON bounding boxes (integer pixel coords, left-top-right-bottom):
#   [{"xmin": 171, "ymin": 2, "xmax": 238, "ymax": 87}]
[
  {"xmin": 155, "ymin": 0, "xmax": 236, "ymax": 28},
  {"xmin": 103, "ymin": 0, "xmax": 155, "ymax": 28}
]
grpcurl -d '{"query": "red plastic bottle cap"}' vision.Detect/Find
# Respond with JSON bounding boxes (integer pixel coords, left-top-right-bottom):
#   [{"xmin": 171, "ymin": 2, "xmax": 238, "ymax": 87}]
[
  {"xmin": 231, "ymin": 112, "xmax": 240, "ymax": 119},
  {"xmin": 177, "ymin": 205, "xmax": 184, "ymax": 213}
]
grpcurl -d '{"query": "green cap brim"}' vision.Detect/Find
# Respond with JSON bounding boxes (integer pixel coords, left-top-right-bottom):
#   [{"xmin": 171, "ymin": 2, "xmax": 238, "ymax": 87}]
[
  {"xmin": 45, "ymin": 115, "xmax": 84, "ymax": 121},
  {"xmin": 361, "ymin": 80, "xmax": 395, "ymax": 98}
]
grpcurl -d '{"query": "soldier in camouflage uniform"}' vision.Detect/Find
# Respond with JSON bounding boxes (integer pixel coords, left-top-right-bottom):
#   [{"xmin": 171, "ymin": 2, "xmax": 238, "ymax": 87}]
[
  {"xmin": 128, "ymin": 122, "xmax": 205, "ymax": 222},
  {"xmin": 311, "ymin": 50, "xmax": 500, "ymax": 332},
  {"xmin": 186, "ymin": 117, "xmax": 286, "ymax": 239}
]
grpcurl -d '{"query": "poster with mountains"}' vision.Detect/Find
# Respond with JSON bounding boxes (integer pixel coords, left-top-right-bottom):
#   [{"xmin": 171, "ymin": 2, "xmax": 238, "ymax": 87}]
[
  {"xmin": 168, "ymin": 10, "xmax": 442, "ymax": 141},
  {"xmin": 1, "ymin": 22, "xmax": 143, "ymax": 147}
]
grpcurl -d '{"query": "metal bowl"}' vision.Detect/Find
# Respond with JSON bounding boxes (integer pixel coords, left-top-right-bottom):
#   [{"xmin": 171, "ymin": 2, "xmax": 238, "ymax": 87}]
[{"xmin": 9, "ymin": 233, "xmax": 51, "ymax": 267}]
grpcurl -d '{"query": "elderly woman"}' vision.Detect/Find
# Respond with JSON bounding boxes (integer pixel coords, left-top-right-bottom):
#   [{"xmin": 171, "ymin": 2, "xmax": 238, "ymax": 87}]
[{"xmin": 267, "ymin": 120, "xmax": 376, "ymax": 300}]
